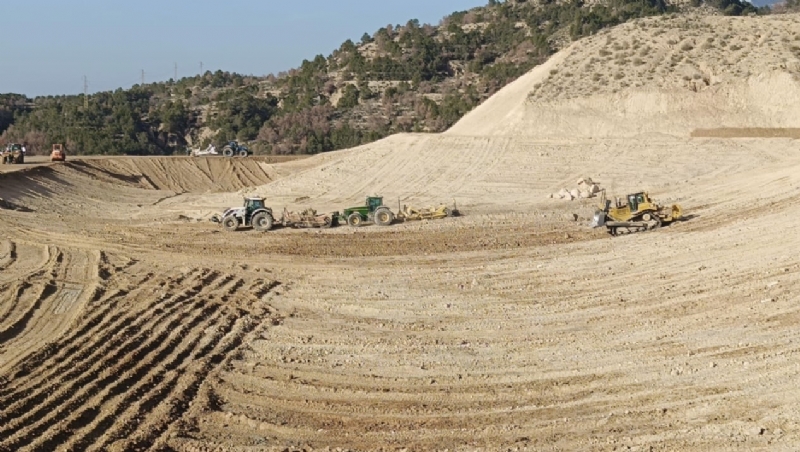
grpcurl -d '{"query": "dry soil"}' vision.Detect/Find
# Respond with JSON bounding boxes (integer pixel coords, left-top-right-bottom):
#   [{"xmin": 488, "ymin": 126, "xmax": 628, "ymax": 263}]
[{"xmin": 3, "ymin": 12, "xmax": 800, "ymax": 452}]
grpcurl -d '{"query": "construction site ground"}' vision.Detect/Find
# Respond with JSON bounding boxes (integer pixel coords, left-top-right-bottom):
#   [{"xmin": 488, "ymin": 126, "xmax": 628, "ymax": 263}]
[{"xmin": 4, "ymin": 13, "xmax": 800, "ymax": 452}]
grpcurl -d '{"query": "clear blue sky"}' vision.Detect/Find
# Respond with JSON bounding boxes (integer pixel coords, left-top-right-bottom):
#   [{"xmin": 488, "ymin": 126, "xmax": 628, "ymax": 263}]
[{"xmin": 1, "ymin": 0, "xmax": 486, "ymax": 97}]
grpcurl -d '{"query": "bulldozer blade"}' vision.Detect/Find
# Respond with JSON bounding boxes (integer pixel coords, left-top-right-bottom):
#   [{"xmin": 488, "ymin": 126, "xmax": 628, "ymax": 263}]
[{"xmin": 590, "ymin": 210, "xmax": 606, "ymax": 228}]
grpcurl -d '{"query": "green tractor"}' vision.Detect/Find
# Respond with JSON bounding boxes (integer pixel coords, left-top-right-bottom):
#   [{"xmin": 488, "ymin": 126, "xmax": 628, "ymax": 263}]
[{"xmin": 337, "ymin": 196, "xmax": 395, "ymax": 227}]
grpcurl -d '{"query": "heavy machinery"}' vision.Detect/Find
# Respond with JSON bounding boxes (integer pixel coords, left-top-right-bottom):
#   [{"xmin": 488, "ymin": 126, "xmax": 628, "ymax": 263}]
[
  {"xmin": 1, "ymin": 144, "xmax": 24, "ymax": 164},
  {"xmin": 590, "ymin": 189, "xmax": 682, "ymax": 236},
  {"xmin": 279, "ymin": 207, "xmax": 338, "ymax": 228},
  {"xmin": 210, "ymin": 197, "xmax": 275, "ymax": 232},
  {"xmin": 186, "ymin": 144, "xmax": 218, "ymax": 157},
  {"xmin": 395, "ymin": 199, "xmax": 460, "ymax": 222},
  {"xmin": 221, "ymin": 141, "xmax": 251, "ymax": 157},
  {"xmin": 50, "ymin": 144, "xmax": 66, "ymax": 162},
  {"xmin": 337, "ymin": 196, "xmax": 395, "ymax": 227}
]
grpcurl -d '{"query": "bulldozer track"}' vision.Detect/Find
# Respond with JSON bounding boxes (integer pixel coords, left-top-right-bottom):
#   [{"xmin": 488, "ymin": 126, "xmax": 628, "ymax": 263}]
[{"xmin": 0, "ymin": 258, "xmax": 281, "ymax": 451}]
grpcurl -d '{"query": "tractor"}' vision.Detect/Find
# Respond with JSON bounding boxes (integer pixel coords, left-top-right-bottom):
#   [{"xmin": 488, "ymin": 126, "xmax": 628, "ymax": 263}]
[
  {"xmin": 337, "ymin": 196, "xmax": 395, "ymax": 227},
  {"xmin": 1, "ymin": 143, "xmax": 24, "ymax": 165},
  {"xmin": 221, "ymin": 141, "xmax": 251, "ymax": 157},
  {"xmin": 210, "ymin": 197, "xmax": 275, "ymax": 232},
  {"xmin": 590, "ymin": 189, "xmax": 682, "ymax": 236}
]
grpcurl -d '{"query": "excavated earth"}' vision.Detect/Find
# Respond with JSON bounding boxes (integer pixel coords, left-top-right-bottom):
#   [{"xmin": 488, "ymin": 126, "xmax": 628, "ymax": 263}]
[{"xmin": 4, "ymin": 12, "xmax": 800, "ymax": 452}]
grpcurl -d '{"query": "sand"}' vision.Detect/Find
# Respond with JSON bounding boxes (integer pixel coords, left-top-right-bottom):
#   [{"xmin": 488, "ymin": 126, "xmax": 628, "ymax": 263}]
[{"xmin": 2, "ymin": 12, "xmax": 800, "ymax": 452}]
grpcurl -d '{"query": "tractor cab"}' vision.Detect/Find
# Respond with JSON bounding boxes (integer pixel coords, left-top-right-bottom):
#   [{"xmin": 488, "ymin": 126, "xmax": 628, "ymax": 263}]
[
  {"xmin": 627, "ymin": 193, "xmax": 642, "ymax": 212},
  {"xmin": 244, "ymin": 197, "xmax": 266, "ymax": 218},
  {"xmin": 366, "ymin": 196, "xmax": 383, "ymax": 212}
]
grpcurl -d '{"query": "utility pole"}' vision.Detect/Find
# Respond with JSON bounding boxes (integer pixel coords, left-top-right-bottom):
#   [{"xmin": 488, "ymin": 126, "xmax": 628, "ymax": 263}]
[
  {"xmin": 141, "ymin": 69, "xmax": 145, "ymax": 85},
  {"xmin": 83, "ymin": 76, "xmax": 88, "ymax": 109},
  {"xmin": 199, "ymin": 61, "xmax": 203, "ymax": 75},
  {"xmin": 174, "ymin": 62, "xmax": 177, "ymax": 81}
]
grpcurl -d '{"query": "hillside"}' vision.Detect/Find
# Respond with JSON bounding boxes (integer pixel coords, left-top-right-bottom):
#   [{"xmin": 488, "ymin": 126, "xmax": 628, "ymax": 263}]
[{"xmin": 0, "ymin": 0, "xmax": 764, "ymax": 156}]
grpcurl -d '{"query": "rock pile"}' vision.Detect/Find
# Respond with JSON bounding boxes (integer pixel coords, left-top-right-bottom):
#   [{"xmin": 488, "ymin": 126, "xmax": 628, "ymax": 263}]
[{"xmin": 551, "ymin": 177, "xmax": 602, "ymax": 201}]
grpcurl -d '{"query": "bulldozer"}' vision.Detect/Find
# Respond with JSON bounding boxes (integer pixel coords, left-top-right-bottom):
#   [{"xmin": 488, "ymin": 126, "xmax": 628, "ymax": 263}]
[
  {"xmin": 590, "ymin": 189, "xmax": 682, "ymax": 236},
  {"xmin": 1, "ymin": 144, "xmax": 24, "ymax": 165}
]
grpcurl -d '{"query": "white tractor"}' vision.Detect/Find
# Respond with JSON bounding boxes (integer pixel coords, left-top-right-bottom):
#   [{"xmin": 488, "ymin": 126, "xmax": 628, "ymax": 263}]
[{"xmin": 210, "ymin": 197, "xmax": 275, "ymax": 232}]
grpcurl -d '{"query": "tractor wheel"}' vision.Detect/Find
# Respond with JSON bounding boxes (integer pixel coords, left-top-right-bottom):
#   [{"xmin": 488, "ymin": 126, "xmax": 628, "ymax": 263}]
[
  {"xmin": 222, "ymin": 216, "xmax": 239, "ymax": 232},
  {"xmin": 252, "ymin": 212, "xmax": 274, "ymax": 232},
  {"xmin": 373, "ymin": 207, "xmax": 394, "ymax": 226},
  {"xmin": 222, "ymin": 147, "xmax": 234, "ymax": 157},
  {"xmin": 238, "ymin": 149, "xmax": 248, "ymax": 157},
  {"xmin": 347, "ymin": 213, "xmax": 363, "ymax": 227}
]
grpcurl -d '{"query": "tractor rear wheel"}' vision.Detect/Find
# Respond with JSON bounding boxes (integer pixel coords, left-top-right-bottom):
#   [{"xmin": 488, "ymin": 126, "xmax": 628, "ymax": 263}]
[
  {"xmin": 347, "ymin": 213, "xmax": 363, "ymax": 227},
  {"xmin": 373, "ymin": 207, "xmax": 394, "ymax": 226},
  {"xmin": 222, "ymin": 147, "xmax": 234, "ymax": 157},
  {"xmin": 252, "ymin": 212, "xmax": 274, "ymax": 232},
  {"xmin": 222, "ymin": 216, "xmax": 239, "ymax": 231}
]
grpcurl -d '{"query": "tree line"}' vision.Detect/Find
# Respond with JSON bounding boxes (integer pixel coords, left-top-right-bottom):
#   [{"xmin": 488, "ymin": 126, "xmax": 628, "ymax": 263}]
[{"xmin": 0, "ymin": 0, "xmax": 767, "ymax": 156}]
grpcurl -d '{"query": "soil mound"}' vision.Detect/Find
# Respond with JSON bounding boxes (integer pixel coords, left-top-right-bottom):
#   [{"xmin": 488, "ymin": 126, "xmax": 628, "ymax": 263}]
[{"xmin": 449, "ymin": 14, "xmax": 800, "ymax": 138}]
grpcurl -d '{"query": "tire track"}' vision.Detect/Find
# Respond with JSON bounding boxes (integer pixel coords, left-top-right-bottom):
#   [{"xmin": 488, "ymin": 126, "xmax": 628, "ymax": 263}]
[
  {"xmin": 139, "ymin": 314, "xmax": 259, "ymax": 451},
  {"xmin": 0, "ymin": 269, "xmax": 213, "ymax": 431},
  {"xmin": 0, "ymin": 271, "xmax": 159, "ymax": 397},
  {"xmin": 0, "ymin": 242, "xmax": 50, "ymax": 286},
  {"xmin": 0, "ymin": 269, "xmax": 222, "ymax": 447},
  {"xmin": 0, "ymin": 247, "xmax": 102, "ymax": 372},
  {"xmin": 0, "ymin": 281, "xmax": 32, "ymax": 327},
  {"xmin": 0, "ymin": 240, "xmax": 15, "ymax": 271},
  {"xmin": 0, "ymin": 264, "xmax": 279, "ymax": 451},
  {"xmin": 17, "ymin": 300, "xmax": 226, "ymax": 452}
]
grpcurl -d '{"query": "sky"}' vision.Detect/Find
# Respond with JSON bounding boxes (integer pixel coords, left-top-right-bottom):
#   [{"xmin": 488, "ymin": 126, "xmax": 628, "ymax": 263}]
[{"xmin": 1, "ymin": 0, "xmax": 486, "ymax": 97}]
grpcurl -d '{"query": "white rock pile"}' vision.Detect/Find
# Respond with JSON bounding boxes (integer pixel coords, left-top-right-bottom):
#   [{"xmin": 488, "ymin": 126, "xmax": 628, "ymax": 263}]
[{"xmin": 550, "ymin": 177, "xmax": 602, "ymax": 201}]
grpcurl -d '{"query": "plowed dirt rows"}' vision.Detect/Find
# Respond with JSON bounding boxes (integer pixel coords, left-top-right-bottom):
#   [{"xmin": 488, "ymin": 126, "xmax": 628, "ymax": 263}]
[
  {"xmin": 0, "ymin": 247, "xmax": 282, "ymax": 451},
  {"xmin": 1, "ymin": 138, "xmax": 800, "ymax": 451}
]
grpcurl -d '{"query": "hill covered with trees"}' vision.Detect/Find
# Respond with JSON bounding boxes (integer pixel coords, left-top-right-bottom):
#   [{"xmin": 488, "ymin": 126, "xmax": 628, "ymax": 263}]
[{"xmin": 0, "ymin": 0, "xmax": 765, "ymax": 156}]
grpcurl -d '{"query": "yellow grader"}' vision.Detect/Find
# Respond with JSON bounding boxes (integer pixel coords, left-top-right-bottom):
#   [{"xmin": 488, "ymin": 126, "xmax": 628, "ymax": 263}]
[
  {"xmin": 591, "ymin": 190, "xmax": 681, "ymax": 236},
  {"xmin": 279, "ymin": 207, "xmax": 337, "ymax": 228},
  {"xmin": 395, "ymin": 199, "xmax": 460, "ymax": 222}
]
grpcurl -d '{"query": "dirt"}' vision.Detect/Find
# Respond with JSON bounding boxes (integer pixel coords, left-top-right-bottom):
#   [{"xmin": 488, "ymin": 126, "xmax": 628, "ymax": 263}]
[{"xmin": 3, "ymin": 12, "xmax": 800, "ymax": 452}]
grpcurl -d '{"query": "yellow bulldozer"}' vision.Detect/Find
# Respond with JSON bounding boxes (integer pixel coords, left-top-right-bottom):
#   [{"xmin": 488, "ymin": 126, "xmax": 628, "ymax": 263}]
[
  {"xmin": 1, "ymin": 143, "xmax": 24, "ymax": 165},
  {"xmin": 590, "ymin": 190, "xmax": 682, "ymax": 236}
]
